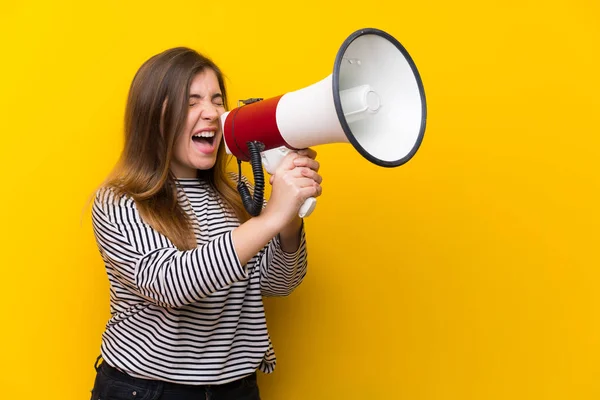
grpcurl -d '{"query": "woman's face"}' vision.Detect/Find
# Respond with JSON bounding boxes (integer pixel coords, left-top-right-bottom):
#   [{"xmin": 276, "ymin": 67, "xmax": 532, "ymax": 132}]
[{"xmin": 171, "ymin": 69, "xmax": 225, "ymax": 178}]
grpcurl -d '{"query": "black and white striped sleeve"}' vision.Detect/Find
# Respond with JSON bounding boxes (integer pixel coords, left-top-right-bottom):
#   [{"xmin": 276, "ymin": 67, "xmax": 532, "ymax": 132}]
[
  {"xmin": 226, "ymin": 172, "xmax": 308, "ymax": 296},
  {"xmin": 91, "ymin": 188, "xmax": 247, "ymax": 308},
  {"xmin": 258, "ymin": 224, "xmax": 308, "ymax": 297}
]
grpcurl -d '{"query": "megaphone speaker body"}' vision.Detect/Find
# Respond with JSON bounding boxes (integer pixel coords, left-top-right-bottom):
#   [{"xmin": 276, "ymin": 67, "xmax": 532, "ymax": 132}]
[
  {"xmin": 221, "ymin": 74, "xmax": 348, "ymax": 160},
  {"xmin": 220, "ymin": 28, "xmax": 427, "ymax": 217}
]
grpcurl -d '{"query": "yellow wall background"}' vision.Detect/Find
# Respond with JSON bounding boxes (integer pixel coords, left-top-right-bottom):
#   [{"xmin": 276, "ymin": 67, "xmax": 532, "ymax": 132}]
[{"xmin": 1, "ymin": 0, "xmax": 598, "ymax": 399}]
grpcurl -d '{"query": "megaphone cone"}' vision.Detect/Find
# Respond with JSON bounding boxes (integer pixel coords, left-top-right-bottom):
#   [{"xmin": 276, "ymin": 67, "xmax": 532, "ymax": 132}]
[{"xmin": 220, "ymin": 28, "xmax": 427, "ymax": 217}]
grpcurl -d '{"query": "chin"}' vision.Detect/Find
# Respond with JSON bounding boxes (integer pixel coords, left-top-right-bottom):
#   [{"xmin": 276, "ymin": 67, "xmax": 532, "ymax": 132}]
[{"xmin": 194, "ymin": 158, "xmax": 218, "ymax": 171}]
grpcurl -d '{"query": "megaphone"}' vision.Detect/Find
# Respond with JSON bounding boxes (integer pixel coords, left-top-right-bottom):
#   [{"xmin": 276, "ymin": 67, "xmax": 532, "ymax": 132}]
[{"xmin": 220, "ymin": 27, "xmax": 426, "ymax": 218}]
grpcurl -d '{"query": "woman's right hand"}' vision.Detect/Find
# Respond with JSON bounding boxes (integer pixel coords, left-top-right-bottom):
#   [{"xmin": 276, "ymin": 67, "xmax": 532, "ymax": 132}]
[{"xmin": 263, "ymin": 149, "xmax": 322, "ymax": 227}]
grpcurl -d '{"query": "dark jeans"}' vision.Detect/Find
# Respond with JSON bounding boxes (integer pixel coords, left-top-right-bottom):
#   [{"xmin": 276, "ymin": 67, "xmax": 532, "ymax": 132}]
[{"xmin": 91, "ymin": 358, "xmax": 261, "ymax": 400}]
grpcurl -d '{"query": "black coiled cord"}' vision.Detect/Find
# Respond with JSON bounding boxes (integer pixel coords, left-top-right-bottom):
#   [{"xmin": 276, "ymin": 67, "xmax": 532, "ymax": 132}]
[{"xmin": 237, "ymin": 141, "xmax": 265, "ymax": 217}]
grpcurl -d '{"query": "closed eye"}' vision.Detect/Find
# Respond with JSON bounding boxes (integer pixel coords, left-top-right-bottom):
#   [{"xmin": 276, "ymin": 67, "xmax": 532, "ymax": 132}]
[
  {"xmin": 189, "ymin": 94, "xmax": 201, "ymax": 107},
  {"xmin": 189, "ymin": 93, "xmax": 224, "ymax": 107},
  {"xmin": 212, "ymin": 94, "xmax": 224, "ymax": 107}
]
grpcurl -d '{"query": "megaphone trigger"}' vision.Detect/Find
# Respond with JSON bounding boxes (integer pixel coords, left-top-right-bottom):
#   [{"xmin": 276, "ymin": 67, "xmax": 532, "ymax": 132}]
[{"xmin": 261, "ymin": 146, "xmax": 290, "ymax": 175}]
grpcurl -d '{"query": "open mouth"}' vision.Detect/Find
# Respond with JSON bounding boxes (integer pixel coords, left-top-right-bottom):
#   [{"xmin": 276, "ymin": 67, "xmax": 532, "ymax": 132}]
[
  {"xmin": 192, "ymin": 130, "xmax": 216, "ymax": 144},
  {"xmin": 192, "ymin": 131, "xmax": 217, "ymax": 154}
]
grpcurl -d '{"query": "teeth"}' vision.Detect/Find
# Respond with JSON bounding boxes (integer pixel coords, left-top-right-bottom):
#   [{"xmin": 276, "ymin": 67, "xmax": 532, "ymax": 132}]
[{"xmin": 193, "ymin": 131, "xmax": 215, "ymax": 138}]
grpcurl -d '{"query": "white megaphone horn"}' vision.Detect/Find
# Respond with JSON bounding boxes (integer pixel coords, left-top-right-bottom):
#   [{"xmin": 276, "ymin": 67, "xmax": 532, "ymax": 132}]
[{"xmin": 220, "ymin": 28, "xmax": 427, "ymax": 218}]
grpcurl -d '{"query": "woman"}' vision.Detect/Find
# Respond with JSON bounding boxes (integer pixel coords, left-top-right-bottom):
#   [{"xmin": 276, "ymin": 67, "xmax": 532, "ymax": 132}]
[{"xmin": 90, "ymin": 47, "xmax": 322, "ymax": 400}]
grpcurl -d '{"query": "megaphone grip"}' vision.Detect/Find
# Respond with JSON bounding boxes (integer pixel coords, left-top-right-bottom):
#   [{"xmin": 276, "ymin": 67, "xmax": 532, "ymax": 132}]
[{"xmin": 298, "ymin": 197, "xmax": 317, "ymax": 218}]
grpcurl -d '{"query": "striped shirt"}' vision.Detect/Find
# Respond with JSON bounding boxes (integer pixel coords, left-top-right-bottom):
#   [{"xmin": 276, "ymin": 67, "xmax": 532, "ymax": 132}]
[{"xmin": 91, "ymin": 177, "xmax": 307, "ymax": 385}]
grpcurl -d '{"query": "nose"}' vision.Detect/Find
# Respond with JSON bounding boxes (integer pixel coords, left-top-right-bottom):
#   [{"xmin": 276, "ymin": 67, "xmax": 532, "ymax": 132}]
[{"xmin": 201, "ymin": 103, "xmax": 219, "ymax": 121}]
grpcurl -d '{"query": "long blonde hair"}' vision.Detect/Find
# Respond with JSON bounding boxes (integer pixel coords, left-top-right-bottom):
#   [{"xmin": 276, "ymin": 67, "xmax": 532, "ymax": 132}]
[{"xmin": 104, "ymin": 47, "xmax": 249, "ymax": 250}]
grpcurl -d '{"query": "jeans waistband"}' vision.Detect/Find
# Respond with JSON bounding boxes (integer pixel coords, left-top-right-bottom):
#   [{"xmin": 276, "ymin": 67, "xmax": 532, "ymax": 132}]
[{"xmin": 97, "ymin": 358, "xmax": 254, "ymax": 392}]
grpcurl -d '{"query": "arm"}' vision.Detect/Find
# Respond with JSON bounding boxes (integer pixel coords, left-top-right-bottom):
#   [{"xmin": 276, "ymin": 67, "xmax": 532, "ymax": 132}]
[
  {"xmin": 230, "ymin": 172, "xmax": 304, "ymax": 257},
  {"xmin": 278, "ymin": 215, "xmax": 303, "ymax": 252},
  {"xmin": 258, "ymin": 148, "xmax": 321, "ymax": 296},
  {"xmin": 92, "ymin": 188, "xmax": 281, "ymax": 308},
  {"xmin": 267, "ymin": 147, "xmax": 321, "ymax": 253},
  {"xmin": 259, "ymin": 220, "xmax": 308, "ymax": 297}
]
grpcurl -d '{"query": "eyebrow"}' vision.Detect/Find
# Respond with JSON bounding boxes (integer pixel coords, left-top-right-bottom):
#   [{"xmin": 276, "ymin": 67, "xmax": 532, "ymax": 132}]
[{"xmin": 189, "ymin": 93, "xmax": 223, "ymax": 100}]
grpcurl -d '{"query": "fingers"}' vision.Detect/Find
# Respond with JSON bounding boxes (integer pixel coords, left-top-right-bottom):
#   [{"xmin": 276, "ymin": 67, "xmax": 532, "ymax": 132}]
[
  {"xmin": 270, "ymin": 167, "xmax": 322, "ymax": 185},
  {"xmin": 297, "ymin": 148, "xmax": 317, "ymax": 159},
  {"xmin": 292, "ymin": 177, "xmax": 320, "ymax": 188},
  {"xmin": 273, "ymin": 174, "xmax": 321, "ymax": 197},
  {"xmin": 277, "ymin": 148, "xmax": 318, "ymax": 172},
  {"xmin": 289, "ymin": 174, "xmax": 322, "ymax": 199},
  {"xmin": 279, "ymin": 151, "xmax": 301, "ymax": 171},
  {"xmin": 299, "ymin": 182, "xmax": 322, "ymax": 199},
  {"xmin": 293, "ymin": 156, "xmax": 320, "ymax": 172},
  {"xmin": 295, "ymin": 167, "xmax": 322, "ymax": 184}
]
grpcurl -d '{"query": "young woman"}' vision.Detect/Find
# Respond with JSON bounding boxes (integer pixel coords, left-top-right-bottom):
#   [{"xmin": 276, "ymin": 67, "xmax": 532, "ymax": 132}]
[{"xmin": 90, "ymin": 47, "xmax": 322, "ymax": 400}]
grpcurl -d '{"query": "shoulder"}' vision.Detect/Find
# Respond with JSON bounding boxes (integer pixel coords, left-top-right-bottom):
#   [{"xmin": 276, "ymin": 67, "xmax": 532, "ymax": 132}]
[{"xmin": 93, "ymin": 186, "xmax": 138, "ymax": 215}]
